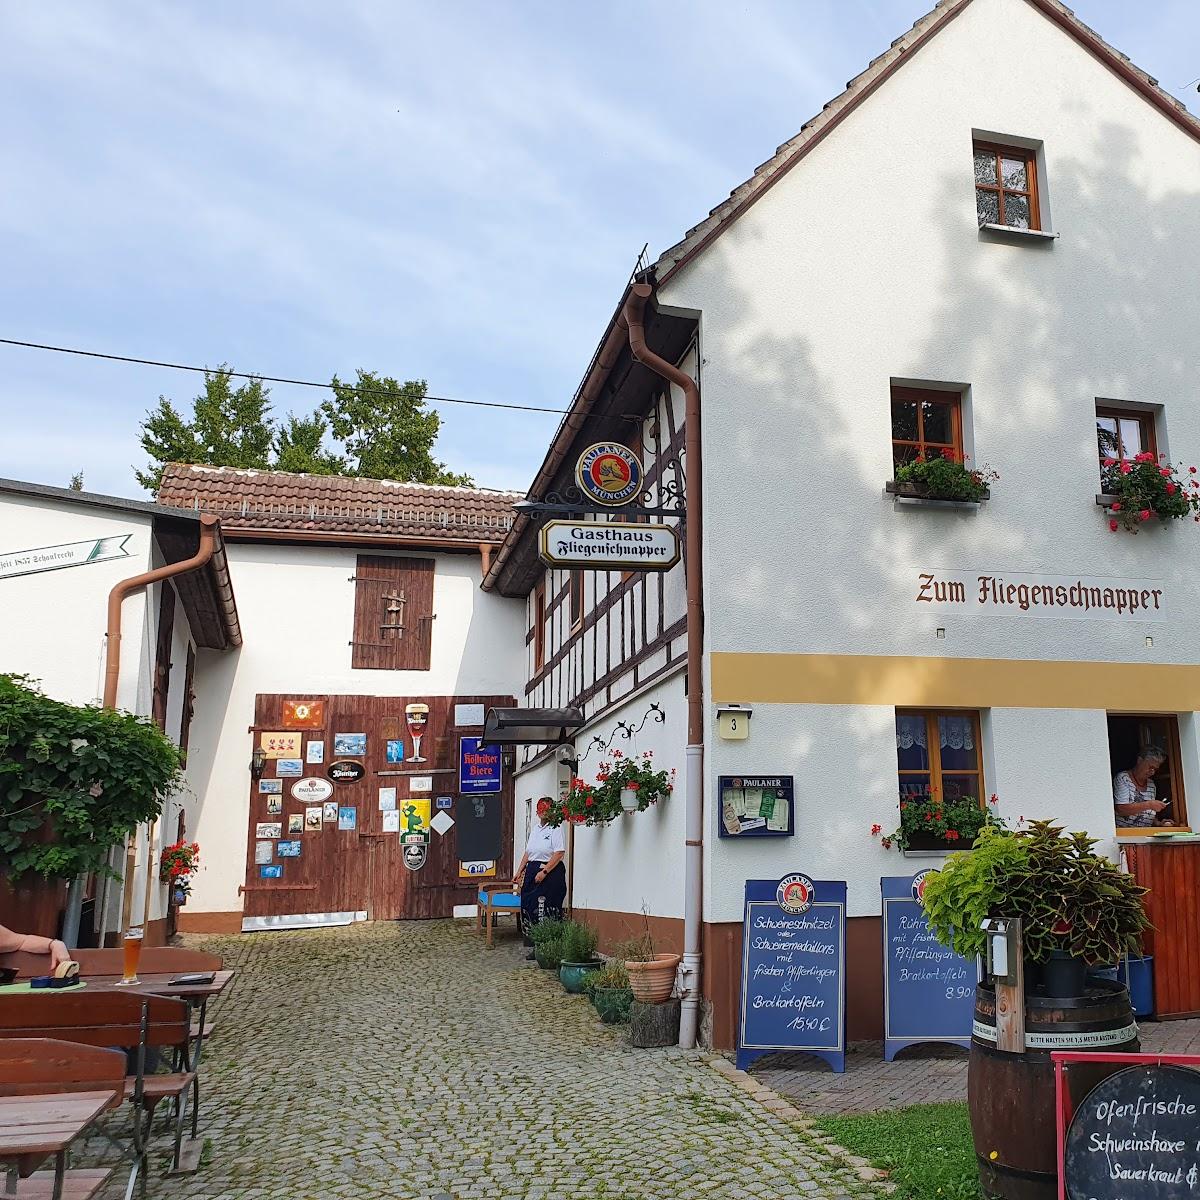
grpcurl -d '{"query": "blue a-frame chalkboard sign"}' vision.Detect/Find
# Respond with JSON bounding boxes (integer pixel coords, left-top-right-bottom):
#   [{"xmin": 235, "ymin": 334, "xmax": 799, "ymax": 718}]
[
  {"xmin": 737, "ymin": 876, "xmax": 846, "ymax": 1073},
  {"xmin": 881, "ymin": 872, "xmax": 976, "ymax": 1061}
]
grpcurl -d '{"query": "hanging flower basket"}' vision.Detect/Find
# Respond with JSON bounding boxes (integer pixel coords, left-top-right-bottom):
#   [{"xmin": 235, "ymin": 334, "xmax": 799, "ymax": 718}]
[
  {"xmin": 160, "ymin": 840, "xmax": 200, "ymax": 902},
  {"xmin": 542, "ymin": 751, "xmax": 676, "ymax": 828}
]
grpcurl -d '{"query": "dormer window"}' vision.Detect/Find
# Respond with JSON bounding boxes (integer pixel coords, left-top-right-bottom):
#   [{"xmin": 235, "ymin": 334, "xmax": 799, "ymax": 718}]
[{"xmin": 974, "ymin": 140, "xmax": 1040, "ymax": 231}]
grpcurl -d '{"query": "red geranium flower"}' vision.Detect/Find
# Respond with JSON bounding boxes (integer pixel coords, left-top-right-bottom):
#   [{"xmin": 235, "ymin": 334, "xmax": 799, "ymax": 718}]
[
  {"xmin": 1111, "ymin": 501, "xmax": 1121, "ymax": 511},
  {"xmin": 1120, "ymin": 462, "xmax": 1133, "ymax": 475},
  {"xmin": 870, "ymin": 823, "xmax": 882, "ymax": 836},
  {"xmin": 1102, "ymin": 457, "xmax": 1116, "ymax": 468},
  {"xmin": 1140, "ymin": 509, "xmax": 1151, "ymax": 521},
  {"xmin": 1109, "ymin": 520, "xmax": 1119, "ymax": 532},
  {"xmin": 1166, "ymin": 483, "xmax": 1177, "ymax": 495}
]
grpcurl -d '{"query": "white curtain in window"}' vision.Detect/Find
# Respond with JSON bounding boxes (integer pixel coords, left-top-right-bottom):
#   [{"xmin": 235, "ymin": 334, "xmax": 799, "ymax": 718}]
[
  {"xmin": 896, "ymin": 714, "xmax": 975, "ymax": 750},
  {"xmin": 895, "ymin": 715, "xmax": 927, "ymax": 750},
  {"xmin": 939, "ymin": 715, "xmax": 975, "ymax": 751}
]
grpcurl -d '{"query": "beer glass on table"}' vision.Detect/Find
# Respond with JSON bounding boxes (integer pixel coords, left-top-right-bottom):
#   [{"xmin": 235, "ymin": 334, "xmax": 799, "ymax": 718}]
[{"xmin": 117, "ymin": 927, "xmax": 144, "ymax": 985}]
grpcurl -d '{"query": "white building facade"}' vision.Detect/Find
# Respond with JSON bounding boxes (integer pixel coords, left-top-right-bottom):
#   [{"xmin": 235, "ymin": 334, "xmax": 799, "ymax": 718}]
[{"xmin": 490, "ymin": 0, "xmax": 1200, "ymax": 1047}]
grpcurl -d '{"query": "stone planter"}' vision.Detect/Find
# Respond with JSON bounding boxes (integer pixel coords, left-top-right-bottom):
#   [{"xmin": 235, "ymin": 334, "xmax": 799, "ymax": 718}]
[
  {"xmin": 625, "ymin": 953, "xmax": 681, "ymax": 1004},
  {"xmin": 559, "ymin": 959, "xmax": 602, "ymax": 994}
]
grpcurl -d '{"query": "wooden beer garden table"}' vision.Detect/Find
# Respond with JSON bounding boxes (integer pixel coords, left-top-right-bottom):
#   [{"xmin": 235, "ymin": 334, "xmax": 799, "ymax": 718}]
[
  {"xmin": 0, "ymin": 1090, "xmax": 116, "ymax": 1198},
  {"xmin": 85, "ymin": 972, "xmax": 234, "ymax": 1070}
]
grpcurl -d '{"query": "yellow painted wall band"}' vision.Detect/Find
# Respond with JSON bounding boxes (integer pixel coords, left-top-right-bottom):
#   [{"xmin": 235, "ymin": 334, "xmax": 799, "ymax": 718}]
[{"xmin": 710, "ymin": 652, "xmax": 1199, "ymax": 711}]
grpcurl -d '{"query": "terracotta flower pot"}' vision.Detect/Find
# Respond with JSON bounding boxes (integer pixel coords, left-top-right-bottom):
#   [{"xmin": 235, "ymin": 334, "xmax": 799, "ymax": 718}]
[{"xmin": 625, "ymin": 953, "xmax": 681, "ymax": 1004}]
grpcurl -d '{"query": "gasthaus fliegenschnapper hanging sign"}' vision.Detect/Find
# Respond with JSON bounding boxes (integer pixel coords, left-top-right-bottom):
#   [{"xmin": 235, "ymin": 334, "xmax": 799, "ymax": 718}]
[
  {"xmin": 575, "ymin": 442, "xmax": 643, "ymax": 506},
  {"xmin": 538, "ymin": 521, "xmax": 680, "ymax": 571}
]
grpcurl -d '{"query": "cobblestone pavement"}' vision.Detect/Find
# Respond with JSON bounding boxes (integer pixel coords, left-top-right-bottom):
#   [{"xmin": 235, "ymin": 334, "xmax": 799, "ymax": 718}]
[
  {"xmin": 88, "ymin": 920, "xmax": 880, "ymax": 1200},
  {"xmin": 757, "ymin": 1018, "xmax": 1200, "ymax": 1116}
]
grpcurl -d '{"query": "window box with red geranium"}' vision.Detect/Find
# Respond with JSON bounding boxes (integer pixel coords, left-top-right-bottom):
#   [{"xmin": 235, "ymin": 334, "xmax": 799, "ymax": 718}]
[
  {"xmin": 873, "ymin": 793, "xmax": 1003, "ymax": 854},
  {"xmin": 1098, "ymin": 452, "xmax": 1200, "ymax": 532},
  {"xmin": 159, "ymin": 840, "xmax": 200, "ymax": 904},
  {"xmin": 888, "ymin": 449, "xmax": 998, "ymax": 505}
]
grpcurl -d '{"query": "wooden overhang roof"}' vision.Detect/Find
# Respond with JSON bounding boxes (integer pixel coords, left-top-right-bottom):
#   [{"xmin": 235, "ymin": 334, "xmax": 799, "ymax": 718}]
[
  {"xmin": 159, "ymin": 463, "xmax": 521, "ymax": 551},
  {"xmin": 0, "ymin": 476, "xmax": 242, "ymax": 651},
  {"xmin": 481, "ymin": 290, "xmax": 696, "ymax": 599}
]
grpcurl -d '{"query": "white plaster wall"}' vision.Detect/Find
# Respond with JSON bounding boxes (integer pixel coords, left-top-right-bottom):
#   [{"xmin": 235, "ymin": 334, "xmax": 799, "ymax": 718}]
[
  {"xmin": 0, "ymin": 495, "xmax": 155, "ymax": 712},
  {"xmin": 513, "ymin": 672, "xmax": 688, "ymax": 920},
  {"xmin": 663, "ymin": 0, "xmax": 1200, "ymax": 669},
  {"xmin": 655, "ymin": 0, "xmax": 1200, "ymax": 919},
  {"xmin": 186, "ymin": 543, "xmax": 525, "ymax": 914},
  {"xmin": 704, "ymin": 702, "xmax": 1143, "ymax": 921}
]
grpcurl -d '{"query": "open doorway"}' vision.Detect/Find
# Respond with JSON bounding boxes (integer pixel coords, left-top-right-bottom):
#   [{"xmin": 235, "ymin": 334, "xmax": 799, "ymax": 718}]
[{"xmin": 1106, "ymin": 714, "xmax": 1189, "ymax": 832}]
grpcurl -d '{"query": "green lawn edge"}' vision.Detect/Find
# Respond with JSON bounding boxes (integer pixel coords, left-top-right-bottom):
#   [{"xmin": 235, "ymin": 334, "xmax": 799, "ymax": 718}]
[{"xmin": 813, "ymin": 1101, "xmax": 981, "ymax": 1199}]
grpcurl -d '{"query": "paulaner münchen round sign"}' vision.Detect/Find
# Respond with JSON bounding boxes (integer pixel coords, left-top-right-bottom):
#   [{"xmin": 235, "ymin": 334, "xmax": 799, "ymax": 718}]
[{"xmin": 575, "ymin": 442, "xmax": 643, "ymax": 506}]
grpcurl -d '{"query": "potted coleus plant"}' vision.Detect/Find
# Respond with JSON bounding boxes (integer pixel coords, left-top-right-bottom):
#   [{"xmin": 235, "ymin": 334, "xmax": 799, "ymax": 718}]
[
  {"xmin": 873, "ymin": 791, "xmax": 1001, "ymax": 853},
  {"xmin": 888, "ymin": 450, "xmax": 999, "ymax": 503},
  {"xmin": 920, "ymin": 821, "xmax": 1150, "ymax": 998},
  {"xmin": 159, "ymin": 840, "xmax": 200, "ymax": 906},
  {"xmin": 1100, "ymin": 452, "xmax": 1200, "ymax": 532}
]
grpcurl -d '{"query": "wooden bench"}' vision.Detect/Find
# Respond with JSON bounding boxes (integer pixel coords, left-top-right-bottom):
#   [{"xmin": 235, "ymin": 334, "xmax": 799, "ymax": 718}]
[
  {"xmin": 0, "ymin": 991, "xmax": 200, "ymax": 1180},
  {"xmin": 0, "ymin": 1041, "xmax": 122, "ymax": 1200},
  {"xmin": 475, "ymin": 883, "xmax": 523, "ymax": 949}
]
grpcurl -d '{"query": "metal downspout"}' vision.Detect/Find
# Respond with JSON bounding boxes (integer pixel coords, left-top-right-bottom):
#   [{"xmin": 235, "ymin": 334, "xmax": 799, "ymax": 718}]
[
  {"xmin": 623, "ymin": 282, "xmax": 705, "ymax": 1048},
  {"xmin": 105, "ymin": 514, "xmax": 221, "ymax": 936}
]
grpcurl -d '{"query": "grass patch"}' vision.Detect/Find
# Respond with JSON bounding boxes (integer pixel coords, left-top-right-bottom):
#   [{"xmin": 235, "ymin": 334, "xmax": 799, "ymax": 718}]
[{"xmin": 814, "ymin": 1101, "xmax": 979, "ymax": 1199}]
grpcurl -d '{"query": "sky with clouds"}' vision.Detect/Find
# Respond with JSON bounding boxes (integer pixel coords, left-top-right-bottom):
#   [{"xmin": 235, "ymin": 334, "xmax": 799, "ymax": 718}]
[{"xmin": 0, "ymin": 0, "xmax": 1196, "ymax": 497}]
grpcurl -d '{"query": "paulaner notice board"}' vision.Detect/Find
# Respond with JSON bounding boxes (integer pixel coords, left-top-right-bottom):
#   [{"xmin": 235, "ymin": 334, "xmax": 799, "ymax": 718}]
[
  {"xmin": 881, "ymin": 872, "xmax": 976, "ymax": 1061},
  {"xmin": 737, "ymin": 876, "xmax": 846, "ymax": 1072}
]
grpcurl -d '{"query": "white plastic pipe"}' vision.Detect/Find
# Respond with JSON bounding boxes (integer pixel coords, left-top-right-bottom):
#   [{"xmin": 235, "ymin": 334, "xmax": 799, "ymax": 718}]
[{"xmin": 678, "ymin": 741, "xmax": 704, "ymax": 1048}]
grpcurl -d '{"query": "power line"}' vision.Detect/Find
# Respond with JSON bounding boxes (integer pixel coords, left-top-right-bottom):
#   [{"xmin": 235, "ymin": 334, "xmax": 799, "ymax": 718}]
[{"xmin": 0, "ymin": 337, "xmax": 569, "ymax": 416}]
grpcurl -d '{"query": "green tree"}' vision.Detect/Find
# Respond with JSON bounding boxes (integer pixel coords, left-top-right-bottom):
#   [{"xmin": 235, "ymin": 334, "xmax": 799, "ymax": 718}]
[
  {"xmin": 275, "ymin": 412, "xmax": 345, "ymax": 475},
  {"xmin": 322, "ymin": 371, "xmax": 474, "ymax": 486},
  {"xmin": 67, "ymin": 472, "xmax": 84, "ymax": 491},
  {"xmin": 136, "ymin": 366, "xmax": 274, "ymax": 490},
  {"xmin": 136, "ymin": 366, "xmax": 473, "ymax": 490}
]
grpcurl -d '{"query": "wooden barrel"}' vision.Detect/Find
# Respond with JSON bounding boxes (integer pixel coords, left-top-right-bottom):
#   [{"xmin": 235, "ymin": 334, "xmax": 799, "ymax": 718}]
[{"xmin": 968, "ymin": 980, "xmax": 1139, "ymax": 1200}]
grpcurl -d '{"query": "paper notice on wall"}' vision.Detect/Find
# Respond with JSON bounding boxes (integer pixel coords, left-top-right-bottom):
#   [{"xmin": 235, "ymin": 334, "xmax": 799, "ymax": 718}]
[
  {"xmin": 767, "ymin": 796, "xmax": 790, "ymax": 832},
  {"xmin": 454, "ymin": 703, "xmax": 485, "ymax": 727},
  {"xmin": 382, "ymin": 810, "xmax": 401, "ymax": 833},
  {"xmin": 378, "ymin": 787, "xmax": 397, "ymax": 811},
  {"xmin": 254, "ymin": 840, "xmax": 273, "ymax": 865},
  {"xmin": 741, "ymin": 787, "xmax": 763, "ymax": 818}
]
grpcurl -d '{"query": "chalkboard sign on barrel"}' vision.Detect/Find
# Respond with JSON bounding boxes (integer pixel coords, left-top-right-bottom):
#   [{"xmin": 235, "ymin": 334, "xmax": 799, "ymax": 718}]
[
  {"xmin": 881, "ymin": 872, "xmax": 976, "ymax": 1061},
  {"xmin": 1065, "ymin": 1064, "xmax": 1200, "ymax": 1199},
  {"xmin": 737, "ymin": 876, "xmax": 846, "ymax": 1073}
]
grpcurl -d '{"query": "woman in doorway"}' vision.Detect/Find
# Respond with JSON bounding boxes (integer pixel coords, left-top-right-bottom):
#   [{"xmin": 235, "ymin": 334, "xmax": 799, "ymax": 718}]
[
  {"xmin": 513, "ymin": 797, "xmax": 566, "ymax": 939},
  {"xmin": 1114, "ymin": 746, "xmax": 1171, "ymax": 828}
]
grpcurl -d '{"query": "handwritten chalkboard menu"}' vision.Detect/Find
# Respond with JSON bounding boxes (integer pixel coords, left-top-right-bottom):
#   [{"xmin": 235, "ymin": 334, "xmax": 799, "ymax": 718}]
[
  {"xmin": 737, "ymin": 876, "xmax": 846, "ymax": 1072},
  {"xmin": 718, "ymin": 776, "xmax": 794, "ymax": 838},
  {"xmin": 1065, "ymin": 1064, "xmax": 1200, "ymax": 1199},
  {"xmin": 881, "ymin": 873, "xmax": 976, "ymax": 1061}
]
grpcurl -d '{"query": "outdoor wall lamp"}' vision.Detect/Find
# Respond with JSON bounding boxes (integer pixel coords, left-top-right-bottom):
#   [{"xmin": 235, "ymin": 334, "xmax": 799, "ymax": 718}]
[{"xmin": 250, "ymin": 747, "xmax": 267, "ymax": 779}]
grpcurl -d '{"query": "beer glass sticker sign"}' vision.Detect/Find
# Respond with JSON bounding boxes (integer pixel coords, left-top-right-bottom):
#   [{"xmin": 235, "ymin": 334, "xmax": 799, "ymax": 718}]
[
  {"xmin": 405, "ymin": 704, "xmax": 429, "ymax": 763},
  {"xmin": 737, "ymin": 875, "xmax": 847, "ymax": 1072}
]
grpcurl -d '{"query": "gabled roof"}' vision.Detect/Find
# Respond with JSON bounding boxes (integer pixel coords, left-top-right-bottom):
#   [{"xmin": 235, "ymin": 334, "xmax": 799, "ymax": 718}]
[
  {"xmin": 656, "ymin": 0, "xmax": 1200, "ymax": 284},
  {"xmin": 0, "ymin": 475, "xmax": 241, "ymax": 650},
  {"xmin": 158, "ymin": 463, "xmax": 521, "ymax": 547}
]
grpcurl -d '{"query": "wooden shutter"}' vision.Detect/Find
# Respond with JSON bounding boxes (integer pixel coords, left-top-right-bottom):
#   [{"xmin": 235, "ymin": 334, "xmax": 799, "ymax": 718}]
[
  {"xmin": 351, "ymin": 556, "xmax": 435, "ymax": 670},
  {"xmin": 151, "ymin": 584, "xmax": 176, "ymax": 730}
]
